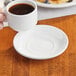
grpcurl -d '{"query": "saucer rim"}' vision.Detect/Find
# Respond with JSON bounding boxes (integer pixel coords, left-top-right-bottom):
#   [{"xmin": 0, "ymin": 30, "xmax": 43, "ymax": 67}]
[{"xmin": 36, "ymin": 1, "xmax": 76, "ymax": 8}]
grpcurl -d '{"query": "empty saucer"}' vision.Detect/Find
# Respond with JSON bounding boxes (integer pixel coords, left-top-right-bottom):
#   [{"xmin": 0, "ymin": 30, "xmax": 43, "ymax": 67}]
[{"xmin": 13, "ymin": 25, "xmax": 69, "ymax": 60}]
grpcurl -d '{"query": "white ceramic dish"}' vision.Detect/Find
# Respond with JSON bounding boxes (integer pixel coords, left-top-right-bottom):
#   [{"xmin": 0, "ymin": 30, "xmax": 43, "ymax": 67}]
[
  {"xmin": 36, "ymin": 0, "xmax": 76, "ymax": 8},
  {"xmin": 13, "ymin": 25, "xmax": 69, "ymax": 60}
]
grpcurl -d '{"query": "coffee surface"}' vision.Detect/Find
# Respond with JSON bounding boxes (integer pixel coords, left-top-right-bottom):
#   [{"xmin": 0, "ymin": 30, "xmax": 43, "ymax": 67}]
[{"xmin": 9, "ymin": 3, "xmax": 34, "ymax": 15}]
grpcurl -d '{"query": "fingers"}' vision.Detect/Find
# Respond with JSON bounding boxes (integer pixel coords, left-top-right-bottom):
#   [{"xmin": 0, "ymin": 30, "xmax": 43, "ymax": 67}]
[
  {"xmin": 0, "ymin": 13, "xmax": 5, "ymax": 22},
  {"xmin": 0, "ymin": 8, "xmax": 5, "ymax": 30}
]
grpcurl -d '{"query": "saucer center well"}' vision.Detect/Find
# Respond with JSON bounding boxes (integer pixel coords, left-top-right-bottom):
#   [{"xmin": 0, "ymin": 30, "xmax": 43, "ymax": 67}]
[{"xmin": 26, "ymin": 36, "xmax": 54, "ymax": 56}]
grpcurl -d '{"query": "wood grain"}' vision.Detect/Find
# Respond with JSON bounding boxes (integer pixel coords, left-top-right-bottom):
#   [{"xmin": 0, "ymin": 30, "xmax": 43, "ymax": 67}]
[{"xmin": 0, "ymin": 15, "xmax": 76, "ymax": 76}]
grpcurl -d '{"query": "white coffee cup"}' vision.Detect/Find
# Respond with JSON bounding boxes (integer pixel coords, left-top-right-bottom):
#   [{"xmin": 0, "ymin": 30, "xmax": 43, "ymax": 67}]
[{"xmin": 4, "ymin": 0, "xmax": 37, "ymax": 31}]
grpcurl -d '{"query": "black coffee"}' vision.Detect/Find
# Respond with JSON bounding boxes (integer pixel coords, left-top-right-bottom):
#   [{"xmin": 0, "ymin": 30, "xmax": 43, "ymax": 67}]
[{"xmin": 9, "ymin": 3, "xmax": 34, "ymax": 15}]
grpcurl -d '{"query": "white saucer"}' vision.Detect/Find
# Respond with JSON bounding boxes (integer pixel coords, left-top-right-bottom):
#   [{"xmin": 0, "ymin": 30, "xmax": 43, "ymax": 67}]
[
  {"xmin": 13, "ymin": 25, "xmax": 69, "ymax": 60},
  {"xmin": 36, "ymin": 0, "xmax": 76, "ymax": 8}
]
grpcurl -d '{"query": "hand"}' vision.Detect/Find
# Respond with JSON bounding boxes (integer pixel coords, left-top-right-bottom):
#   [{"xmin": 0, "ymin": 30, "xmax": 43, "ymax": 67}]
[{"xmin": 0, "ymin": 8, "xmax": 6, "ymax": 29}]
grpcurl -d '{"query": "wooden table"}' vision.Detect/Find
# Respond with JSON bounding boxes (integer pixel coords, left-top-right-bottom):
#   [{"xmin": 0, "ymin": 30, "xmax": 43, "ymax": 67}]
[{"xmin": 0, "ymin": 15, "xmax": 76, "ymax": 76}]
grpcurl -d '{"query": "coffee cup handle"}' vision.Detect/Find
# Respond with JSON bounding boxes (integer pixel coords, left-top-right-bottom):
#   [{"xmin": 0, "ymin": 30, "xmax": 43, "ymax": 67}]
[{"xmin": 3, "ymin": 22, "xmax": 8, "ymax": 27}]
